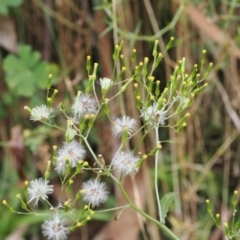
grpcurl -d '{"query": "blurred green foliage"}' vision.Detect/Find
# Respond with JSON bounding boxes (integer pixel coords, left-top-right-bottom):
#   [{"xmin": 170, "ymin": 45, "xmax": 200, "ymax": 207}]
[
  {"xmin": 0, "ymin": 0, "xmax": 23, "ymax": 15},
  {"xmin": 0, "ymin": 158, "xmax": 43, "ymax": 238},
  {"xmin": 24, "ymin": 125, "xmax": 53, "ymax": 153},
  {"xmin": 3, "ymin": 45, "xmax": 59, "ymax": 97}
]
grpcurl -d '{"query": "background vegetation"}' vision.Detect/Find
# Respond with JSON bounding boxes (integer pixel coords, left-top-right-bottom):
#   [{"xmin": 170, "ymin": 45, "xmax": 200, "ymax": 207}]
[{"xmin": 1, "ymin": 0, "xmax": 240, "ymax": 239}]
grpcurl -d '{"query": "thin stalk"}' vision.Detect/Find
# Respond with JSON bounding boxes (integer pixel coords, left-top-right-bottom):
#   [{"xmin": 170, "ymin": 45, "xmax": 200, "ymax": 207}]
[
  {"xmin": 154, "ymin": 127, "xmax": 163, "ymax": 222},
  {"xmin": 82, "ymin": 137, "xmax": 98, "ymax": 162},
  {"xmin": 42, "ymin": 122, "xmax": 65, "ymax": 131},
  {"xmin": 117, "ymin": 4, "xmax": 184, "ymax": 41},
  {"xmin": 109, "ymin": 143, "xmax": 123, "ymax": 169},
  {"xmin": 94, "ymin": 204, "xmax": 130, "ymax": 213},
  {"xmin": 114, "ymin": 176, "xmax": 180, "ymax": 240}
]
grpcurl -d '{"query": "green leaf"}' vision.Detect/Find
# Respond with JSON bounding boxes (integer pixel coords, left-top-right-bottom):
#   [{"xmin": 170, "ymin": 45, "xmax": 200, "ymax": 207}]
[
  {"xmin": 161, "ymin": 192, "xmax": 178, "ymax": 223},
  {"xmin": 24, "ymin": 126, "xmax": 53, "ymax": 152},
  {"xmin": 234, "ymin": 219, "xmax": 240, "ymax": 230},
  {"xmin": 18, "ymin": 45, "xmax": 41, "ymax": 68},
  {"xmin": 3, "ymin": 44, "xmax": 60, "ymax": 97},
  {"xmin": 0, "ymin": 0, "xmax": 23, "ymax": 15}
]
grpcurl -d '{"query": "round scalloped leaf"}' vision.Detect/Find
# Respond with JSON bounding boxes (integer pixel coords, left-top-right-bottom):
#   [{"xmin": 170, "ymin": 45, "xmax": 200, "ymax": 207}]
[{"xmin": 3, "ymin": 44, "xmax": 59, "ymax": 97}]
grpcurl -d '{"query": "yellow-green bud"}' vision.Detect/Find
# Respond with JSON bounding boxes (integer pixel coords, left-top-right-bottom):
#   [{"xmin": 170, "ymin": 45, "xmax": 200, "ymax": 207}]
[
  {"xmin": 83, "ymin": 161, "xmax": 89, "ymax": 166},
  {"xmin": 157, "ymin": 144, "xmax": 162, "ymax": 149}
]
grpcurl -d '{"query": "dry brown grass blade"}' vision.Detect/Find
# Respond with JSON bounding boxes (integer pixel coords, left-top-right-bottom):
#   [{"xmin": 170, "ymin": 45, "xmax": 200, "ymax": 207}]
[
  {"xmin": 32, "ymin": 0, "xmax": 80, "ymax": 32},
  {"xmin": 185, "ymin": 4, "xmax": 240, "ymax": 58},
  {"xmin": 0, "ymin": 16, "xmax": 17, "ymax": 53},
  {"xmin": 196, "ymin": 132, "xmax": 237, "ymax": 188},
  {"xmin": 186, "ymin": 4, "xmax": 227, "ymax": 44},
  {"xmin": 9, "ymin": 125, "xmax": 26, "ymax": 182},
  {"xmin": 211, "ymin": 71, "xmax": 240, "ymax": 132},
  {"xmin": 5, "ymin": 225, "xmax": 28, "ymax": 240}
]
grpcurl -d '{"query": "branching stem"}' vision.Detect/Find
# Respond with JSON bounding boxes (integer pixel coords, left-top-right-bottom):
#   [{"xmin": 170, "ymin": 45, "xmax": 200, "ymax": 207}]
[{"xmin": 154, "ymin": 127, "xmax": 163, "ymax": 222}]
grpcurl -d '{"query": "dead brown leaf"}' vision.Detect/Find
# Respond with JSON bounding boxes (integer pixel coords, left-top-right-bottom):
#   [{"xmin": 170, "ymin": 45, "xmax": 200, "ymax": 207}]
[
  {"xmin": 186, "ymin": 4, "xmax": 240, "ymax": 58},
  {"xmin": 0, "ymin": 15, "xmax": 17, "ymax": 53},
  {"xmin": 9, "ymin": 125, "xmax": 26, "ymax": 181},
  {"xmin": 5, "ymin": 225, "xmax": 27, "ymax": 240}
]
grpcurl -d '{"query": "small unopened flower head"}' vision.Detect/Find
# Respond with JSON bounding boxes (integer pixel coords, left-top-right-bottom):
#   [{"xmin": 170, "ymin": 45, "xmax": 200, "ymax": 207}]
[
  {"xmin": 112, "ymin": 151, "xmax": 139, "ymax": 175},
  {"xmin": 27, "ymin": 178, "xmax": 54, "ymax": 205},
  {"xmin": 72, "ymin": 94, "xmax": 97, "ymax": 118},
  {"xmin": 141, "ymin": 103, "xmax": 167, "ymax": 126},
  {"xmin": 99, "ymin": 77, "xmax": 113, "ymax": 90},
  {"xmin": 30, "ymin": 105, "xmax": 54, "ymax": 122},
  {"xmin": 42, "ymin": 214, "xmax": 70, "ymax": 240},
  {"xmin": 55, "ymin": 140, "xmax": 86, "ymax": 175},
  {"xmin": 112, "ymin": 116, "xmax": 137, "ymax": 137},
  {"xmin": 81, "ymin": 179, "xmax": 108, "ymax": 207}
]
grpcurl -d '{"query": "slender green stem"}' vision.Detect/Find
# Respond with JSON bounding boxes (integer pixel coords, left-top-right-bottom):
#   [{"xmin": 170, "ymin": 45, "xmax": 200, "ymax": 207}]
[
  {"xmin": 94, "ymin": 204, "xmax": 130, "ymax": 213},
  {"xmin": 155, "ymin": 127, "xmax": 163, "ymax": 222},
  {"xmin": 116, "ymin": 4, "xmax": 184, "ymax": 41},
  {"xmin": 92, "ymin": 81, "xmax": 100, "ymax": 108},
  {"xmin": 82, "ymin": 137, "xmax": 98, "ymax": 162},
  {"xmin": 41, "ymin": 121, "xmax": 65, "ymax": 131},
  {"xmin": 109, "ymin": 143, "xmax": 123, "ymax": 169},
  {"xmin": 113, "ymin": 175, "xmax": 180, "ymax": 240},
  {"xmin": 11, "ymin": 210, "xmax": 40, "ymax": 215},
  {"xmin": 85, "ymin": 106, "xmax": 102, "ymax": 138},
  {"xmin": 231, "ymin": 200, "xmax": 237, "ymax": 230}
]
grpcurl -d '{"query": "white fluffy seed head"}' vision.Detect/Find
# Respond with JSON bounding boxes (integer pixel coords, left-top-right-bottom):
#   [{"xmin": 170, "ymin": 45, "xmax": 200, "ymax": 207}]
[
  {"xmin": 42, "ymin": 214, "xmax": 70, "ymax": 240},
  {"xmin": 30, "ymin": 105, "xmax": 54, "ymax": 122},
  {"xmin": 81, "ymin": 179, "xmax": 108, "ymax": 207},
  {"xmin": 27, "ymin": 178, "xmax": 54, "ymax": 206},
  {"xmin": 72, "ymin": 94, "xmax": 97, "ymax": 118},
  {"xmin": 112, "ymin": 151, "xmax": 139, "ymax": 175},
  {"xmin": 112, "ymin": 116, "xmax": 137, "ymax": 137},
  {"xmin": 99, "ymin": 77, "xmax": 113, "ymax": 90},
  {"xmin": 55, "ymin": 140, "xmax": 86, "ymax": 175},
  {"xmin": 141, "ymin": 103, "xmax": 167, "ymax": 126}
]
